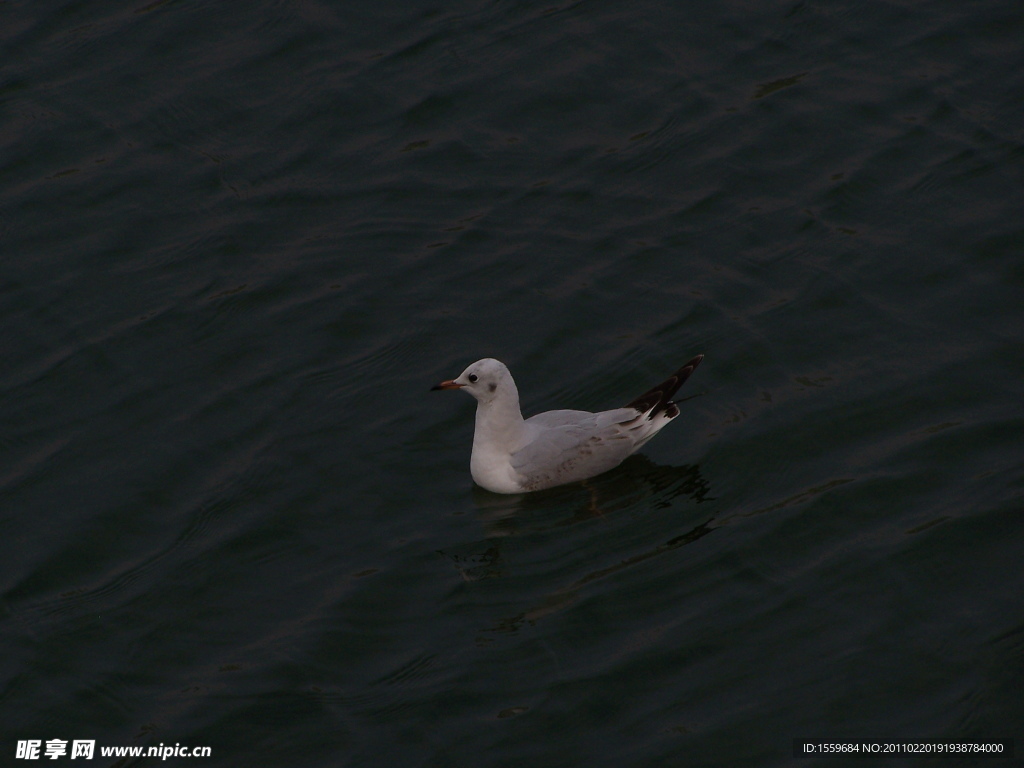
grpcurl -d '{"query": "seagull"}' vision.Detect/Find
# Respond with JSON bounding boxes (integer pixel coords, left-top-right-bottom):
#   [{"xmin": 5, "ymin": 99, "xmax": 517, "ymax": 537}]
[{"xmin": 432, "ymin": 355, "xmax": 703, "ymax": 493}]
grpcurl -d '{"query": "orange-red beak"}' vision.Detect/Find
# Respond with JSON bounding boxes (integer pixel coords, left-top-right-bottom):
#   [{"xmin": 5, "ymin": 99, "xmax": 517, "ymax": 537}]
[{"xmin": 430, "ymin": 379, "xmax": 464, "ymax": 391}]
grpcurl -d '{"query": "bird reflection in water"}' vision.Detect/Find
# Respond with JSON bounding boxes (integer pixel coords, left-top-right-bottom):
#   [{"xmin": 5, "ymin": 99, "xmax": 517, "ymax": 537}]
[{"xmin": 437, "ymin": 456, "xmax": 716, "ymax": 641}]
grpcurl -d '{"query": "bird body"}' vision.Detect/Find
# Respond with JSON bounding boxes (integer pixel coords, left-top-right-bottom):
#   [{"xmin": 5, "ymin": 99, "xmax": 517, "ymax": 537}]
[{"xmin": 432, "ymin": 355, "xmax": 703, "ymax": 493}]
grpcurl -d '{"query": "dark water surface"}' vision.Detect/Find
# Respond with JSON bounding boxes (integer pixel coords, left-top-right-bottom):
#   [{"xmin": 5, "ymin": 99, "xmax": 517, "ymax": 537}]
[{"xmin": 2, "ymin": 0, "xmax": 1022, "ymax": 765}]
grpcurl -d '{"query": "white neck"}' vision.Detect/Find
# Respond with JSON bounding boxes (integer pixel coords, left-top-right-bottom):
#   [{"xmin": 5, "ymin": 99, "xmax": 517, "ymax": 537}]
[
  {"xmin": 469, "ymin": 382, "xmax": 526, "ymax": 491},
  {"xmin": 472, "ymin": 383, "xmax": 525, "ymax": 448}
]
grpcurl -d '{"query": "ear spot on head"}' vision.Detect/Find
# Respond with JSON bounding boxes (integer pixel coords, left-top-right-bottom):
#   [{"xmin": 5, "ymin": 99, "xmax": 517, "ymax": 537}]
[{"xmin": 489, "ymin": 383, "xmax": 497, "ymax": 393}]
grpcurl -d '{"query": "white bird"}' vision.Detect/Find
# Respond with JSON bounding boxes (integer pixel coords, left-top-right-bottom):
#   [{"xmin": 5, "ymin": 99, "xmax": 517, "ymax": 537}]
[{"xmin": 432, "ymin": 355, "xmax": 703, "ymax": 493}]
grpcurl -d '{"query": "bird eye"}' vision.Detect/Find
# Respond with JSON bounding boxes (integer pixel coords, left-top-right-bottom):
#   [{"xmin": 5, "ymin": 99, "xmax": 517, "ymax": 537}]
[{"xmin": 468, "ymin": 374, "xmax": 478, "ymax": 383}]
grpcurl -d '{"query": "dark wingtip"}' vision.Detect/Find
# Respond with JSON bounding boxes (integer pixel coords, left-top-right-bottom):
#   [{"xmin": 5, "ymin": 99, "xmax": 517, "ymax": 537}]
[{"xmin": 625, "ymin": 353, "xmax": 704, "ymax": 416}]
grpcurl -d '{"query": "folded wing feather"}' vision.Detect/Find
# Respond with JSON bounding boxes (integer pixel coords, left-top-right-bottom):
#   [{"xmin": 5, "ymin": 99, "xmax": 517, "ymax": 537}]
[{"xmin": 511, "ymin": 407, "xmax": 645, "ymax": 490}]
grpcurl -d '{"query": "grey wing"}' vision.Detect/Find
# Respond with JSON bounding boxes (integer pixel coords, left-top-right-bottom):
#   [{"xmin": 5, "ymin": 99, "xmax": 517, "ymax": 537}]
[
  {"xmin": 526, "ymin": 408, "xmax": 641, "ymax": 430},
  {"xmin": 511, "ymin": 408, "xmax": 643, "ymax": 491},
  {"xmin": 526, "ymin": 409, "xmax": 596, "ymax": 429}
]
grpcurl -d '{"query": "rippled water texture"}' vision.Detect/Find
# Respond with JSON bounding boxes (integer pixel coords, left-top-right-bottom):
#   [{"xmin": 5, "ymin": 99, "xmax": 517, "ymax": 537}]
[{"xmin": 2, "ymin": 0, "xmax": 1022, "ymax": 765}]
